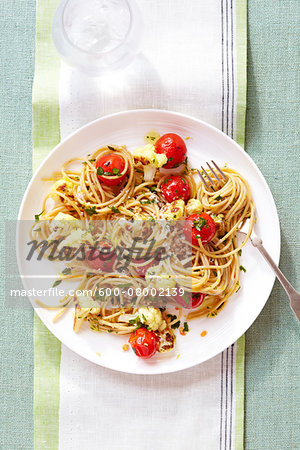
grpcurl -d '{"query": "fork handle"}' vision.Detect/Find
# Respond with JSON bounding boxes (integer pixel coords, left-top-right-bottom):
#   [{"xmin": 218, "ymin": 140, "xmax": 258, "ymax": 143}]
[{"xmin": 252, "ymin": 237, "xmax": 300, "ymax": 310}]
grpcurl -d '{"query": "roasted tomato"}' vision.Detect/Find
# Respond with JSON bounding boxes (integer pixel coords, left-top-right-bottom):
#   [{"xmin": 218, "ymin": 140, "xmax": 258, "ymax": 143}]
[
  {"xmin": 95, "ymin": 153, "xmax": 127, "ymax": 186},
  {"xmin": 184, "ymin": 212, "xmax": 216, "ymax": 246},
  {"xmin": 86, "ymin": 239, "xmax": 116, "ymax": 272},
  {"xmin": 155, "ymin": 133, "xmax": 187, "ymax": 168},
  {"xmin": 129, "ymin": 328, "xmax": 159, "ymax": 359},
  {"xmin": 175, "ymin": 291, "xmax": 205, "ymax": 309},
  {"xmin": 161, "ymin": 175, "xmax": 191, "ymax": 203}
]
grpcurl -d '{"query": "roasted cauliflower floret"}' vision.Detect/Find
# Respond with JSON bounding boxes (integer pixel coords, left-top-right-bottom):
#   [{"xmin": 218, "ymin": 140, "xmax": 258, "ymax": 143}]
[
  {"xmin": 157, "ymin": 328, "xmax": 176, "ymax": 353},
  {"xmin": 133, "ymin": 143, "xmax": 167, "ymax": 181},
  {"xmin": 185, "ymin": 198, "xmax": 203, "ymax": 216},
  {"xmin": 51, "ymin": 176, "xmax": 74, "ymax": 196},
  {"xmin": 138, "ymin": 306, "xmax": 166, "ymax": 331},
  {"xmin": 161, "ymin": 199, "xmax": 185, "ymax": 220}
]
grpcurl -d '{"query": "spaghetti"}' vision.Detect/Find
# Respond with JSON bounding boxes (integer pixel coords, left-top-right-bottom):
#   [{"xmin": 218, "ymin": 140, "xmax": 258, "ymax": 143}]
[{"xmin": 32, "ymin": 134, "xmax": 254, "ymax": 357}]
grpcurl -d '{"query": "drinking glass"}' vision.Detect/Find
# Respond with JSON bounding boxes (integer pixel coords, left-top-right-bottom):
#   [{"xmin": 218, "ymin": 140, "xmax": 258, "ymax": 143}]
[{"xmin": 52, "ymin": 0, "xmax": 143, "ymax": 76}]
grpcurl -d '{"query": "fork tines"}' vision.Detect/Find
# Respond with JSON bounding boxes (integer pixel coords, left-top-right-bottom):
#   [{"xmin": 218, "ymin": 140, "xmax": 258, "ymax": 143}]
[{"xmin": 197, "ymin": 160, "xmax": 227, "ymax": 191}]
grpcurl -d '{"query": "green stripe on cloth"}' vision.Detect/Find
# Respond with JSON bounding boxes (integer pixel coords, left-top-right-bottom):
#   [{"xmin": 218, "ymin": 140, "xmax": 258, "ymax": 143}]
[
  {"xmin": 34, "ymin": 315, "xmax": 61, "ymax": 450},
  {"xmin": 32, "ymin": 1, "xmax": 61, "ymax": 449},
  {"xmin": 33, "ymin": 0, "xmax": 61, "ymax": 172},
  {"xmin": 235, "ymin": 1, "xmax": 247, "ymax": 449}
]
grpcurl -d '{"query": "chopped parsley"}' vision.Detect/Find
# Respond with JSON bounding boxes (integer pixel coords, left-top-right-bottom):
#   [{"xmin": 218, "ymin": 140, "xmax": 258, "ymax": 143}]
[
  {"xmin": 84, "ymin": 206, "xmax": 97, "ymax": 216},
  {"xmin": 97, "ymin": 166, "xmax": 119, "ymax": 176},
  {"xmin": 238, "ymin": 249, "xmax": 242, "ymax": 256},
  {"xmin": 167, "ymin": 314, "xmax": 181, "ymax": 329},
  {"xmin": 52, "ymin": 279, "xmax": 62, "ymax": 288},
  {"xmin": 110, "ymin": 206, "xmax": 121, "ymax": 213},
  {"xmin": 215, "ymin": 195, "xmax": 223, "ymax": 201},
  {"xmin": 171, "ymin": 320, "xmax": 180, "ymax": 329},
  {"xmin": 107, "ymin": 145, "xmax": 115, "ymax": 151},
  {"xmin": 183, "ymin": 322, "xmax": 189, "ymax": 333},
  {"xmin": 193, "ymin": 217, "xmax": 208, "ymax": 232},
  {"xmin": 239, "ymin": 265, "xmax": 246, "ymax": 272},
  {"xmin": 34, "ymin": 211, "xmax": 44, "ymax": 222},
  {"xmin": 129, "ymin": 316, "xmax": 146, "ymax": 329},
  {"xmin": 167, "ymin": 314, "xmax": 177, "ymax": 322},
  {"xmin": 61, "ymin": 267, "xmax": 71, "ymax": 276},
  {"xmin": 148, "ymin": 185, "xmax": 157, "ymax": 192},
  {"xmin": 207, "ymin": 311, "xmax": 218, "ymax": 317},
  {"xmin": 88, "ymin": 158, "xmax": 96, "ymax": 162},
  {"xmin": 140, "ymin": 200, "xmax": 151, "ymax": 205}
]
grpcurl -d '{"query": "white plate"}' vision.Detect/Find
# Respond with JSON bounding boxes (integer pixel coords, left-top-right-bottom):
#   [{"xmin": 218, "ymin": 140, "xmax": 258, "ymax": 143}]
[{"xmin": 17, "ymin": 109, "xmax": 280, "ymax": 374}]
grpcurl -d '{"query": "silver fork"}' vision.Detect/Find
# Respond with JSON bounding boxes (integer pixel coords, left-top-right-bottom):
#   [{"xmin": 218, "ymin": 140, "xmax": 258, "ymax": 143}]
[
  {"xmin": 198, "ymin": 161, "xmax": 300, "ymax": 322},
  {"xmin": 197, "ymin": 160, "xmax": 227, "ymax": 191}
]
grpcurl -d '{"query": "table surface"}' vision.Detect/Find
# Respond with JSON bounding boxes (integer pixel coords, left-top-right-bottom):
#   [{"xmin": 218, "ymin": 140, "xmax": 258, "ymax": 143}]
[{"xmin": 0, "ymin": 1, "xmax": 299, "ymax": 449}]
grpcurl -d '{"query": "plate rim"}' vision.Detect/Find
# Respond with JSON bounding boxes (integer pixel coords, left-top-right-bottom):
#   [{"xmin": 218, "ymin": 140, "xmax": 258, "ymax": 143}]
[{"xmin": 17, "ymin": 108, "xmax": 281, "ymax": 374}]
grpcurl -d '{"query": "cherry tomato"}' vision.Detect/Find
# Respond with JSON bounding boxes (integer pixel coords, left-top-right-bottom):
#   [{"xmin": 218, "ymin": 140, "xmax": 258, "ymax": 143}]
[
  {"xmin": 95, "ymin": 153, "xmax": 127, "ymax": 186},
  {"xmin": 184, "ymin": 212, "xmax": 216, "ymax": 246},
  {"xmin": 155, "ymin": 133, "xmax": 187, "ymax": 168},
  {"xmin": 161, "ymin": 175, "xmax": 191, "ymax": 203},
  {"xmin": 129, "ymin": 328, "xmax": 159, "ymax": 359},
  {"xmin": 175, "ymin": 291, "xmax": 205, "ymax": 309},
  {"xmin": 86, "ymin": 239, "xmax": 116, "ymax": 272}
]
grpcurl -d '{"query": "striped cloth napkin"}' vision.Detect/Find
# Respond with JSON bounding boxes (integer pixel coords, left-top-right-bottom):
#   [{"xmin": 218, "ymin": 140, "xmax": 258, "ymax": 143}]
[{"xmin": 33, "ymin": 1, "xmax": 247, "ymax": 448}]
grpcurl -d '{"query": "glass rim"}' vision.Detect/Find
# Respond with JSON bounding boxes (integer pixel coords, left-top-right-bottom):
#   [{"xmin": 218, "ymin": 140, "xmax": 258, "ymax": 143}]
[{"xmin": 58, "ymin": 0, "xmax": 134, "ymax": 57}]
